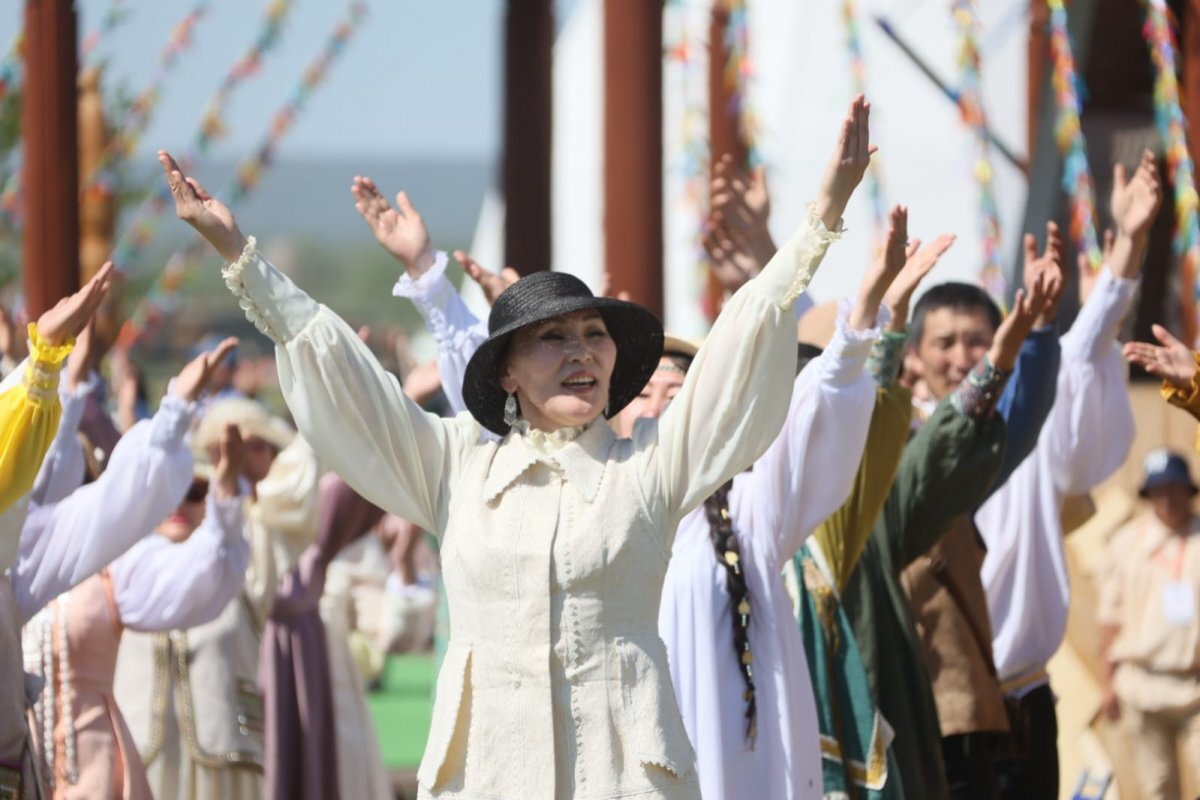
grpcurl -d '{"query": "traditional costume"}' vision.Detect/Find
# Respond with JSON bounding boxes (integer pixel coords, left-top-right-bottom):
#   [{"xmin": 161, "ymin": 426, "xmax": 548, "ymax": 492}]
[{"xmin": 218, "ymin": 202, "xmax": 838, "ymax": 799}]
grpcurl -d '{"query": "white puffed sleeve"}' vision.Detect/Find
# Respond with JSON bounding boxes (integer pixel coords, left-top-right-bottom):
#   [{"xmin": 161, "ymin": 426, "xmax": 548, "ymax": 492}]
[
  {"xmin": 13, "ymin": 393, "xmax": 196, "ymax": 622},
  {"xmin": 742, "ymin": 299, "xmax": 879, "ymax": 569},
  {"xmin": 392, "ymin": 252, "xmax": 489, "ymax": 417},
  {"xmin": 221, "ymin": 238, "xmax": 480, "ymax": 536},
  {"xmin": 638, "ymin": 208, "xmax": 843, "ymax": 532},
  {"xmin": 109, "ymin": 488, "xmax": 250, "ymax": 631}
]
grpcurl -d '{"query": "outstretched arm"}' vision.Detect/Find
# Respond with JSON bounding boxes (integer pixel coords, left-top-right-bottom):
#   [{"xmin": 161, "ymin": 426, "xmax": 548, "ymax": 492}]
[
  {"xmin": 110, "ymin": 425, "xmax": 250, "ymax": 631},
  {"xmin": 651, "ymin": 96, "xmax": 874, "ymax": 525},
  {"xmin": 162, "ymin": 152, "xmax": 478, "ymax": 535},
  {"xmin": 13, "ymin": 339, "xmax": 236, "ymax": 622}
]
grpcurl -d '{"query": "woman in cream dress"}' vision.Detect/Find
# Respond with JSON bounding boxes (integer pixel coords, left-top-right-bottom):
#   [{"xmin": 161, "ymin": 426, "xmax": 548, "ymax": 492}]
[{"xmin": 158, "ymin": 96, "xmax": 873, "ymax": 800}]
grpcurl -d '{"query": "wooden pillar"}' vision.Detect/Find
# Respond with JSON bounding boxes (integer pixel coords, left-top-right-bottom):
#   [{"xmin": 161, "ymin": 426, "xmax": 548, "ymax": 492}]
[
  {"xmin": 1028, "ymin": 0, "xmax": 1050, "ymax": 163},
  {"xmin": 503, "ymin": 0, "xmax": 553, "ymax": 275},
  {"xmin": 22, "ymin": 0, "xmax": 80, "ymax": 317},
  {"xmin": 79, "ymin": 66, "xmax": 120, "ymax": 348},
  {"xmin": 707, "ymin": 0, "xmax": 747, "ymax": 319},
  {"xmin": 604, "ymin": 0, "xmax": 663, "ymax": 317}
]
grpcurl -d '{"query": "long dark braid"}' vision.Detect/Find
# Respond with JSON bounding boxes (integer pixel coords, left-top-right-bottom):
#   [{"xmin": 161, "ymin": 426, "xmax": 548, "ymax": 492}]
[{"xmin": 703, "ymin": 479, "xmax": 757, "ymax": 747}]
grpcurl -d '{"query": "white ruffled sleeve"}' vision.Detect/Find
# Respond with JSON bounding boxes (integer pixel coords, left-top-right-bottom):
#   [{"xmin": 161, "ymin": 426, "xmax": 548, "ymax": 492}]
[
  {"xmin": 108, "ymin": 488, "xmax": 250, "ymax": 631},
  {"xmin": 221, "ymin": 237, "xmax": 479, "ymax": 536},
  {"xmin": 742, "ymin": 299, "xmax": 879, "ymax": 569},
  {"xmin": 392, "ymin": 252, "xmax": 489, "ymax": 417},
  {"xmin": 640, "ymin": 207, "xmax": 842, "ymax": 530},
  {"xmin": 13, "ymin": 393, "xmax": 196, "ymax": 623}
]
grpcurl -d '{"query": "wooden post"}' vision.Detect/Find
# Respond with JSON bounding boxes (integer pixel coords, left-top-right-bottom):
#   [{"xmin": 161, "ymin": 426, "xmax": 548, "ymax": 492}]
[
  {"xmin": 503, "ymin": 0, "xmax": 553, "ymax": 276},
  {"xmin": 604, "ymin": 0, "xmax": 663, "ymax": 317},
  {"xmin": 79, "ymin": 66, "xmax": 120, "ymax": 347},
  {"xmin": 1028, "ymin": 0, "xmax": 1050, "ymax": 164},
  {"xmin": 707, "ymin": 0, "xmax": 747, "ymax": 320},
  {"xmin": 22, "ymin": 0, "xmax": 80, "ymax": 317}
]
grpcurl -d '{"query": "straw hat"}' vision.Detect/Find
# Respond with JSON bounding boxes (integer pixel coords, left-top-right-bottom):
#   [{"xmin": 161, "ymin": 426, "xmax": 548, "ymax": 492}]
[{"xmin": 194, "ymin": 397, "xmax": 295, "ymax": 453}]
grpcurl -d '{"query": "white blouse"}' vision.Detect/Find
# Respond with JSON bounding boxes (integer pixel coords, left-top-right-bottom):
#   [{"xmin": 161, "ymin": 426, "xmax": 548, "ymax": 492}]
[
  {"xmin": 220, "ymin": 209, "xmax": 840, "ymax": 799},
  {"xmin": 976, "ymin": 267, "xmax": 1137, "ymax": 692}
]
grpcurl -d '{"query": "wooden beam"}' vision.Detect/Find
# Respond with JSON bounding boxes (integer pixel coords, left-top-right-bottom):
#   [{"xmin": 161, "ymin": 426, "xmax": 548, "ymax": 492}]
[
  {"xmin": 707, "ymin": 0, "xmax": 747, "ymax": 320},
  {"xmin": 503, "ymin": 0, "xmax": 553, "ymax": 275},
  {"xmin": 22, "ymin": 0, "xmax": 80, "ymax": 317},
  {"xmin": 604, "ymin": 0, "xmax": 663, "ymax": 317}
]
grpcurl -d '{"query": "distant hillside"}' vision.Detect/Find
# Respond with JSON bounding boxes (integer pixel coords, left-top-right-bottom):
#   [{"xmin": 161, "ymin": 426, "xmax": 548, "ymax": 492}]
[{"xmin": 128, "ymin": 154, "xmax": 494, "ymax": 249}]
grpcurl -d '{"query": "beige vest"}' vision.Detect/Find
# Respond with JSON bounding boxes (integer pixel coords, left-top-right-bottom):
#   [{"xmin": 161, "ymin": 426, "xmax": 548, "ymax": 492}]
[
  {"xmin": 114, "ymin": 594, "xmax": 264, "ymax": 772},
  {"xmin": 901, "ymin": 518, "xmax": 1009, "ymax": 737}
]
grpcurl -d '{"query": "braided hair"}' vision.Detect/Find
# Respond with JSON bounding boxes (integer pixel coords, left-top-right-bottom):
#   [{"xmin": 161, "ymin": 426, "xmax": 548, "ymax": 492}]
[{"xmin": 703, "ymin": 479, "xmax": 757, "ymax": 747}]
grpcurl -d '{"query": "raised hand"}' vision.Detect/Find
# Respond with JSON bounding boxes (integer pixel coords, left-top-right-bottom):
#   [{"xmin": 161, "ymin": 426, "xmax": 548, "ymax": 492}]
[
  {"xmin": 159, "ymin": 151, "xmax": 246, "ymax": 262},
  {"xmin": 454, "ymin": 251, "xmax": 519, "ymax": 307},
  {"xmin": 351, "ymin": 176, "xmax": 435, "ymax": 275},
  {"xmin": 1111, "ymin": 149, "xmax": 1162, "ymax": 240},
  {"xmin": 599, "ymin": 270, "xmax": 632, "ymax": 302},
  {"xmin": 36, "ymin": 262, "xmax": 114, "ymax": 347},
  {"xmin": 814, "ymin": 94, "xmax": 876, "ymax": 232},
  {"xmin": 701, "ymin": 221, "xmax": 762, "ymax": 295},
  {"xmin": 1022, "ymin": 221, "xmax": 1066, "ymax": 328},
  {"xmin": 990, "ymin": 272, "xmax": 1049, "ymax": 372},
  {"xmin": 213, "ymin": 423, "xmax": 245, "ymax": 500},
  {"xmin": 171, "ymin": 337, "xmax": 239, "ymax": 402},
  {"xmin": 850, "ymin": 205, "xmax": 909, "ymax": 330},
  {"xmin": 1124, "ymin": 324, "xmax": 1196, "ymax": 391},
  {"xmin": 710, "ymin": 155, "xmax": 776, "ymax": 269},
  {"xmin": 884, "ymin": 233, "xmax": 956, "ymax": 332}
]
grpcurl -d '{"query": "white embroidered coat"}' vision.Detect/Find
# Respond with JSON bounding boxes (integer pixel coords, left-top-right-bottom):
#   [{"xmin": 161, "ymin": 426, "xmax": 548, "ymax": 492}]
[{"xmin": 219, "ymin": 212, "xmax": 840, "ymax": 799}]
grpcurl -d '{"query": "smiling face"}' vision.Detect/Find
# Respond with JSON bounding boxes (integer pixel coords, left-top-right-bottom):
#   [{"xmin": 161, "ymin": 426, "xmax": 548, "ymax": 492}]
[
  {"xmin": 913, "ymin": 307, "xmax": 996, "ymax": 400},
  {"xmin": 500, "ymin": 310, "xmax": 618, "ymax": 432}
]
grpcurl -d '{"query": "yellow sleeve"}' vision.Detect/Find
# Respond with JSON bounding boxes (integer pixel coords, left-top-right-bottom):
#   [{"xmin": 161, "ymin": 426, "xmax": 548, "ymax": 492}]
[
  {"xmin": 812, "ymin": 385, "xmax": 912, "ymax": 592},
  {"xmin": 0, "ymin": 324, "xmax": 74, "ymax": 513},
  {"xmin": 1160, "ymin": 352, "xmax": 1200, "ymax": 452}
]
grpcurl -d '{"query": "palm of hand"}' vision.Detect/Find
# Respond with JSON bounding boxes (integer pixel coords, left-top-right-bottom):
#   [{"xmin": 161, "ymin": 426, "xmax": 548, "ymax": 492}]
[
  {"xmin": 375, "ymin": 209, "xmax": 428, "ymax": 264},
  {"xmin": 1113, "ymin": 183, "xmax": 1158, "ymax": 236}
]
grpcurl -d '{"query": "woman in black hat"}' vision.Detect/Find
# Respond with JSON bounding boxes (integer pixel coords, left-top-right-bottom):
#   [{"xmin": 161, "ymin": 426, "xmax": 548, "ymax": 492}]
[{"xmin": 159, "ymin": 95, "xmax": 874, "ymax": 800}]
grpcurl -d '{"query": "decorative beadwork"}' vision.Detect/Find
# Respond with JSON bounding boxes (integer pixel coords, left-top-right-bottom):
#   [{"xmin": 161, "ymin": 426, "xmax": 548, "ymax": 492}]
[
  {"xmin": 867, "ymin": 331, "xmax": 908, "ymax": 388},
  {"xmin": 21, "ymin": 593, "xmax": 79, "ymax": 788},
  {"xmin": 949, "ymin": 355, "xmax": 1010, "ymax": 419}
]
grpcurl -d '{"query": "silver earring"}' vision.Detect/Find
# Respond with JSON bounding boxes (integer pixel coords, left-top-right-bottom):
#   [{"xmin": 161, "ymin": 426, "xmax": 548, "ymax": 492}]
[{"xmin": 504, "ymin": 392, "xmax": 519, "ymax": 426}]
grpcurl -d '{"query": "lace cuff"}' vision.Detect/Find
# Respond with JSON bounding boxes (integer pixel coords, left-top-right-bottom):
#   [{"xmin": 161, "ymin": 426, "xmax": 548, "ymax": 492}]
[
  {"xmin": 950, "ymin": 355, "xmax": 1011, "ymax": 420},
  {"xmin": 221, "ymin": 237, "xmax": 285, "ymax": 343},
  {"xmin": 24, "ymin": 323, "xmax": 74, "ymax": 403},
  {"xmin": 819, "ymin": 298, "xmax": 885, "ymax": 386},
  {"xmin": 755, "ymin": 205, "xmax": 843, "ymax": 309},
  {"xmin": 868, "ymin": 331, "xmax": 908, "ymax": 388}
]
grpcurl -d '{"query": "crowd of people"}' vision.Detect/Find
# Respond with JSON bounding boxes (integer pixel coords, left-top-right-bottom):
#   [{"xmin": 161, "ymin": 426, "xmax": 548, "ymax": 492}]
[{"xmin": 0, "ymin": 93, "xmax": 1196, "ymax": 800}]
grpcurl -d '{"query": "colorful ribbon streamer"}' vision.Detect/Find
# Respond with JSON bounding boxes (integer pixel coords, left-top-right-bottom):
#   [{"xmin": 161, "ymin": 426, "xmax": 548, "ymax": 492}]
[
  {"xmin": 722, "ymin": 0, "xmax": 760, "ymax": 167},
  {"xmin": 112, "ymin": 0, "xmax": 296, "ymax": 273},
  {"xmin": 122, "ymin": 2, "xmax": 369, "ymax": 342},
  {"xmin": 1048, "ymin": 0, "xmax": 1102, "ymax": 271},
  {"xmin": 84, "ymin": 0, "xmax": 213, "ymax": 197},
  {"xmin": 951, "ymin": 0, "xmax": 1006, "ymax": 302},
  {"xmin": 81, "ymin": 0, "xmax": 131, "ymax": 63},
  {"xmin": 1143, "ymin": 0, "xmax": 1200, "ymax": 344},
  {"xmin": 841, "ymin": 0, "xmax": 886, "ymax": 237}
]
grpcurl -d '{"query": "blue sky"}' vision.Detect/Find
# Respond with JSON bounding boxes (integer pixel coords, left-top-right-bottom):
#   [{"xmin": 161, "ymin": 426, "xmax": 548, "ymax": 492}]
[{"xmin": 2, "ymin": 1, "xmax": 578, "ymax": 161}]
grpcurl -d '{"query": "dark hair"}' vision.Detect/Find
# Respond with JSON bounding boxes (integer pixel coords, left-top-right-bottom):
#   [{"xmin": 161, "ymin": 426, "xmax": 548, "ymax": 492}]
[
  {"xmin": 703, "ymin": 480, "xmax": 757, "ymax": 747},
  {"xmin": 908, "ymin": 282, "xmax": 1002, "ymax": 350}
]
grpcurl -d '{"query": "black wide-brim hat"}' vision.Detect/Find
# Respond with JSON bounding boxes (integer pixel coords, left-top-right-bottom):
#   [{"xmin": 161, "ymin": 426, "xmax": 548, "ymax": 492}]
[{"xmin": 462, "ymin": 271, "xmax": 664, "ymax": 436}]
